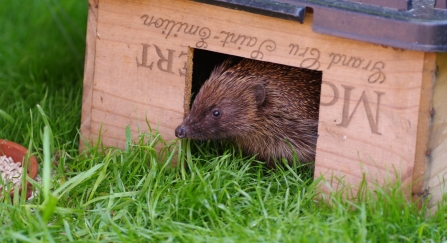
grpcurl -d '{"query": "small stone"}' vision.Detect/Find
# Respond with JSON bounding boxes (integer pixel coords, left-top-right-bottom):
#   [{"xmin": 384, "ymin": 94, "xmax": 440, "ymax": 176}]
[{"xmin": 0, "ymin": 155, "xmax": 23, "ymax": 188}]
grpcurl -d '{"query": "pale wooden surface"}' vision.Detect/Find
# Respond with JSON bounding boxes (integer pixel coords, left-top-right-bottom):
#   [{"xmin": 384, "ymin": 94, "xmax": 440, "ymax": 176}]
[
  {"xmin": 424, "ymin": 53, "xmax": 447, "ymax": 211},
  {"xmin": 80, "ymin": 0, "xmax": 99, "ymax": 150},
  {"xmin": 411, "ymin": 52, "xmax": 436, "ymax": 203},
  {"xmin": 81, "ymin": 0, "xmax": 439, "ymax": 200}
]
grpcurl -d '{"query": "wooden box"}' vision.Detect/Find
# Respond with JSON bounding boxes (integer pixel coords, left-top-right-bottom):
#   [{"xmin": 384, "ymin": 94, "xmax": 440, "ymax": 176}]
[{"xmin": 81, "ymin": 0, "xmax": 447, "ymax": 210}]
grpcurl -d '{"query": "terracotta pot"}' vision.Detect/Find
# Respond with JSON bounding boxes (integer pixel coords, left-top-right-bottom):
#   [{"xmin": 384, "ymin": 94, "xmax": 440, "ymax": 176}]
[{"xmin": 0, "ymin": 139, "xmax": 38, "ymax": 200}]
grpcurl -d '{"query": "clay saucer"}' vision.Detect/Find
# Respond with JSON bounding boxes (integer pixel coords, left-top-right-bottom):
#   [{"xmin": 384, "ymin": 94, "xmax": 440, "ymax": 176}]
[{"xmin": 0, "ymin": 139, "xmax": 38, "ymax": 200}]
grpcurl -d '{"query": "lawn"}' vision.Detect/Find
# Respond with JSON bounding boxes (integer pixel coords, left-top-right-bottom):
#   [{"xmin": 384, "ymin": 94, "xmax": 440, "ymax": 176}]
[{"xmin": 0, "ymin": 0, "xmax": 446, "ymax": 242}]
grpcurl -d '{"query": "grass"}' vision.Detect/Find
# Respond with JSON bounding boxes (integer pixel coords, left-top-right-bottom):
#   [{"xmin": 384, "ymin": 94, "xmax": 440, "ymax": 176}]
[{"xmin": 0, "ymin": 0, "xmax": 446, "ymax": 242}]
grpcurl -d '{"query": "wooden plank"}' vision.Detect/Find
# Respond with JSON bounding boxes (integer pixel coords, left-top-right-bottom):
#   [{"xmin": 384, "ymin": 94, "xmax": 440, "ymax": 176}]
[
  {"xmin": 80, "ymin": 0, "xmax": 99, "ymax": 151},
  {"xmin": 424, "ymin": 53, "xmax": 447, "ymax": 212},
  {"xmin": 83, "ymin": 0, "xmax": 431, "ymax": 196},
  {"xmin": 411, "ymin": 52, "xmax": 436, "ymax": 202},
  {"xmin": 315, "ymin": 47, "xmax": 427, "ymax": 195},
  {"xmin": 87, "ymin": 0, "xmax": 189, "ymax": 146}
]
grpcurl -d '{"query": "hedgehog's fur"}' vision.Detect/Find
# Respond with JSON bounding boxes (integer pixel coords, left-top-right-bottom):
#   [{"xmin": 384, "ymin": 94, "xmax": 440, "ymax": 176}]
[{"xmin": 175, "ymin": 58, "xmax": 321, "ymax": 166}]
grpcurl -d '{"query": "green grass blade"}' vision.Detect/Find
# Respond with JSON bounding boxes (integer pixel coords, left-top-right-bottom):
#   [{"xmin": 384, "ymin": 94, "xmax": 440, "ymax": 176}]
[
  {"xmin": 125, "ymin": 125, "xmax": 131, "ymax": 152},
  {"xmin": 37, "ymin": 104, "xmax": 55, "ymax": 153},
  {"xmin": 0, "ymin": 109, "xmax": 14, "ymax": 124},
  {"xmin": 42, "ymin": 125, "xmax": 52, "ymax": 198},
  {"xmin": 53, "ymin": 163, "xmax": 104, "ymax": 197}
]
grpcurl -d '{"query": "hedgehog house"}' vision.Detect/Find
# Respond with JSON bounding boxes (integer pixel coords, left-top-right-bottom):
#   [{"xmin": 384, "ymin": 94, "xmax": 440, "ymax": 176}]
[{"xmin": 81, "ymin": 0, "xmax": 447, "ymax": 210}]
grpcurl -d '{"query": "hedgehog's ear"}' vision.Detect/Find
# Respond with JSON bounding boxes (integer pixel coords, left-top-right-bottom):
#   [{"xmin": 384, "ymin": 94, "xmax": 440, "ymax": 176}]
[{"xmin": 252, "ymin": 83, "xmax": 265, "ymax": 107}]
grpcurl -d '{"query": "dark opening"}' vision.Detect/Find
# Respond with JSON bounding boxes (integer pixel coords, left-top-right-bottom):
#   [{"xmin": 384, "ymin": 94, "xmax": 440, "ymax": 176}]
[{"xmin": 188, "ymin": 48, "xmax": 322, "ymax": 168}]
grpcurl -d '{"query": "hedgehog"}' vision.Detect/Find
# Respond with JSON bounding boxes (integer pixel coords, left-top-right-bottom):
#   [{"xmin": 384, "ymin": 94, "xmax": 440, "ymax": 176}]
[{"xmin": 175, "ymin": 58, "xmax": 321, "ymax": 166}]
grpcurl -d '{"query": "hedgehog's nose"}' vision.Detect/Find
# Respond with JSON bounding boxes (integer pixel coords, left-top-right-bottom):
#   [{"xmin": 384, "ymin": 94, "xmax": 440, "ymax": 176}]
[{"xmin": 175, "ymin": 126, "xmax": 187, "ymax": 138}]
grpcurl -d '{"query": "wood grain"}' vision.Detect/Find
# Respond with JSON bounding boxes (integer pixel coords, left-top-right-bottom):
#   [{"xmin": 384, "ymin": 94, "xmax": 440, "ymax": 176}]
[
  {"xmin": 80, "ymin": 0, "xmax": 99, "ymax": 151},
  {"xmin": 411, "ymin": 52, "xmax": 436, "ymax": 203},
  {"xmin": 424, "ymin": 53, "xmax": 447, "ymax": 212}
]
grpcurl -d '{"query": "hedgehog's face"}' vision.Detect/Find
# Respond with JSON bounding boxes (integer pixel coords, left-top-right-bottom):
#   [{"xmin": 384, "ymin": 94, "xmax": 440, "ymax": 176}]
[{"xmin": 175, "ymin": 81, "xmax": 265, "ymax": 141}]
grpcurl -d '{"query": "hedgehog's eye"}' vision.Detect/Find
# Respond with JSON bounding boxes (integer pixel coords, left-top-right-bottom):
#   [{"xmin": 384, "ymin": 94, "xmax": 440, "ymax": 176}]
[{"xmin": 211, "ymin": 109, "xmax": 221, "ymax": 118}]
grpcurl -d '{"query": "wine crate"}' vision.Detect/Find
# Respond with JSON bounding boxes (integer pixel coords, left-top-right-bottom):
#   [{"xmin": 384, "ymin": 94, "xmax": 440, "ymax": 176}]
[{"xmin": 81, "ymin": 0, "xmax": 447, "ymax": 210}]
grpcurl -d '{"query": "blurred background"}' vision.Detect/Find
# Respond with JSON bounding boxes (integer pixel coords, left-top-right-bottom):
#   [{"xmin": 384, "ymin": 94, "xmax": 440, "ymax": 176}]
[{"xmin": 0, "ymin": 0, "xmax": 87, "ymax": 149}]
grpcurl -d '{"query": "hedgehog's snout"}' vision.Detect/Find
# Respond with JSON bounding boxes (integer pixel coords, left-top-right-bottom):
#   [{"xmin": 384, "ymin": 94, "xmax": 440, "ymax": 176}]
[{"xmin": 175, "ymin": 125, "xmax": 187, "ymax": 138}]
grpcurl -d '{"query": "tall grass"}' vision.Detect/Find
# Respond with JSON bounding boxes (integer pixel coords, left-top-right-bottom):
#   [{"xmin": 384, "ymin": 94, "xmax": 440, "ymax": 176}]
[
  {"xmin": 0, "ymin": 0, "xmax": 85, "ymax": 150},
  {"xmin": 0, "ymin": 0, "xmax": 446, "ymax": 242}
]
